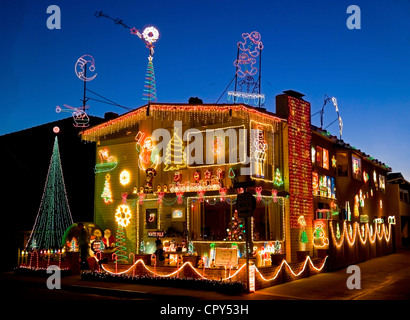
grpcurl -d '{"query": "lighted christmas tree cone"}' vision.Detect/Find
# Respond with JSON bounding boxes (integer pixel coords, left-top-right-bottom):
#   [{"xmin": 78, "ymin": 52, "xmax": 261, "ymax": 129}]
[{"xmin": 26, "ymin": 136, "xmax": 73, "ymax": 252}]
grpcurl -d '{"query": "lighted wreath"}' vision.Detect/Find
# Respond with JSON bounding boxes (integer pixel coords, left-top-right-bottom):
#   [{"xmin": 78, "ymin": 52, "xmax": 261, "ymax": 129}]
[
  {"xmin": 115, "ymin": 204, "xmax": 132, "ymax": 228},
  {"xmin": 119, "ymin": 170, "xmax": 131, "ymax": 186},
  {"xmin": 142, "ymin": 26, "xmax": 159, "ymax": 44}
]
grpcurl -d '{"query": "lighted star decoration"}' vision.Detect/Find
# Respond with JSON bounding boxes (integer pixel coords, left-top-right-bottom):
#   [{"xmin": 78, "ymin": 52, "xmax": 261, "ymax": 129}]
[{"xmin": 331, "ymin": 156, "xmax": 337, "ymax": 168}]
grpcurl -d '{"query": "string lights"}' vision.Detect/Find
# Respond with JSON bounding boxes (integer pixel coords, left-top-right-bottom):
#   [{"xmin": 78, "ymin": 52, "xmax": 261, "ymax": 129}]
[
  {"xmin": 96, "ymin": 255, "xmax": 328, "ymax": 286},
  {"xmin": 26, "ymin": 137, "xmax": 73, "ymax": 251},
  {"xmin": 287, "ymin": 96, "xmax": 313, "ymax": 228},
  {"xmin": 81, "ymin": 104, "xmax": 281, "ymax": 142},
  {"xmin": 329, "ymin": 220, "xmax": 391, "ymax": 249}
]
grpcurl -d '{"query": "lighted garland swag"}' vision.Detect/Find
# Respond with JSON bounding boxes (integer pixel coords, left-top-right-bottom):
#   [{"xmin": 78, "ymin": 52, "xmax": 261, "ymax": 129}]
[{"xmin": 81, "ymin": 270, "xmax": 245, "ymax": 294}]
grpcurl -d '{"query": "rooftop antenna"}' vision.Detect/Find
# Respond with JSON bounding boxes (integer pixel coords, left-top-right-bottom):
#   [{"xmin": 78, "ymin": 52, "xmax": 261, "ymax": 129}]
[
  {"xmin": 226, "ymin": 31, "xmax": 265, "ymax": 107},
  {"xmin": 95, "ymin": 11, "xmax": 159, "ymax": 104},
  {"xmin": 320, "ymin": 94, "xmax": 343, "ymax": 140},
  {"xmin": 55, "ymin": 54, "xmax": 97, "ymax": 129}
]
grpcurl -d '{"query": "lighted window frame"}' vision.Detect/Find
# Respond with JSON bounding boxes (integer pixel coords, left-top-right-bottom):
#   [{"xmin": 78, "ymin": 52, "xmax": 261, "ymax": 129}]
[
  {"xmin": 352, "ymin": 155, "xmax": 362, "ymax": 180},
  {"xmin": 379, "ymin": 175, "xmax": 386, "ymax": 193},
  {"xmin": 316, "ymin": 147, "xmax": 323, "ymax": 167},
  {"xmin": 322, "ymin": 148, "xmax": 329, "ymax": 170}
]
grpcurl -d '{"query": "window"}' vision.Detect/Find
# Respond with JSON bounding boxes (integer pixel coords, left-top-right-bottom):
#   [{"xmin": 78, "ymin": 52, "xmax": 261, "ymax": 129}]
[
  {"xmin": 337, "ymin": 152, "xmax": 348, "ymax": 177},
  {"xmin": 314, "ymin": 146, "xmax": 330, "ymax": 170},
  {"xmin": 312, "ymin": 172, "xmax": 319, "ymax": 196},
  {"xmin": 400, "ymin": 189, "xmax": 409, "ymax": 203},
  {"xmin": 379, "ymin": 175, "xmax": 386, "ymax": 193},
  {"xmin": 319, "ymin": 175, "xmax": 336, "ymax": 198},
  {"xmin": 311, "ymin": 146, "xmax": 316, "ymax": 164},
  {"xmin": 322, "ymin": 148, "xmax": 329, "ymax": 170},
  {"xmin": 192, "ymin": 197, "xmax": 284, "ymax": 241},
  {"xmin": 316, "ymin": 147, "xmax": 323, "ymax": 167},
  {"xmin": 352, "ymin": 155, "xmax": 361, "ymax": 180}
]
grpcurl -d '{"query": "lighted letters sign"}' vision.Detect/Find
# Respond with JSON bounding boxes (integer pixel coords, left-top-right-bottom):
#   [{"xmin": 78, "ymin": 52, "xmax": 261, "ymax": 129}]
[{"xmin": 148, "ymin": 231, "xmax": 164, "ymax": 238}]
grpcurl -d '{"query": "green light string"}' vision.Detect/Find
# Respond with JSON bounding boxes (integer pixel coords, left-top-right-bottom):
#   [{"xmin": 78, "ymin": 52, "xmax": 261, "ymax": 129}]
[
  {"xmin": 26, "ymin": 137, "xmax": 73, "ymax": 251},
  {"xmin": 115, "ymin": 225, "xmax": 128, "ymax": 263}
]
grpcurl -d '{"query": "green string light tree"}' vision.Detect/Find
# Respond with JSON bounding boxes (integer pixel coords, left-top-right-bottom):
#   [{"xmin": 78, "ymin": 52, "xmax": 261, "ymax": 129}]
[
  {"xmin": 142, "ymin": 56, "xmax": 157, "ymax": 103},
  {"xmin": 26, "ymin": 136, "xmax": 74, "ymax": 251}
]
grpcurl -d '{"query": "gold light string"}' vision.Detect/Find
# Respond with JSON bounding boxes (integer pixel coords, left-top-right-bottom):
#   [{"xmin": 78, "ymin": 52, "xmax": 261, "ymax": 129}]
[{"xmin": 95, "ymin": 255, "xmax": 328, "ymax": 284}]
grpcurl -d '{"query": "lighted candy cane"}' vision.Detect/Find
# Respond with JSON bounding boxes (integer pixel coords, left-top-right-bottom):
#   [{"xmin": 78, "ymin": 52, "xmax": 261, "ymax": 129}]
[
  {"xmin": 197, "ymin": 190, "xmax": 205, "ymax": 202},
  {"xmin": 112, "ymin": 253, "xmax": 118, "ymax": 274},
  {"xmin": 28, "ymin": 251, "xmax": 33, "ymax": 269},
  {"xmin": 47, "ymin": 250, "xmax": 51, "ymax": 268},
  {"xmin": 219, "ymin": 187, "xmax": 227, "ymax": 202},
  {"xmin": 129, "ymin": 253, "xmax": 136, "ymax": 277},
  {"xmin": 151, "ymin": 254, "xmax": 157, "ymax": 275},
  {"xmin": 96, "ymin": 251, "xmax": 102, "ymax": 272},
  {"xmin": 157, "ymin": 192, "xmax": 165, "ymax": 204},
  {"xmin": 272, "ymin": 189, "xmax": 278, "ymax": 203},
  {"xmin": 176, "ymin": 256, "xmax": 181, "ymax": 278},
  {"xmin": 216, "ymin": 168, "xmax": 224, "ymax": 180},
  {"xmin": 176, "ymin": 191, "xmax": 184, "ymax": 204},
  {"xmin": 255, "ymin": 186, "xmax": 263, "ymax": 202},
  {"xmin": 202, "ymin": 256, "xmax": 206, "ymax": 276},
  {"xmin": 121, "ymin": 192, "xmax": 128, "ymax": 204},
  {"xmin": 138, "ymin": 191, "xmax": 145, "ymax": 204}
]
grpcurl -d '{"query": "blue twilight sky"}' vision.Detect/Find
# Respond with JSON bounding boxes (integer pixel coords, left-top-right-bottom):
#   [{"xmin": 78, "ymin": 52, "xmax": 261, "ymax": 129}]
[{"xmin": 1, "ymin": 0, "xmax": 409, "ymax": 179}]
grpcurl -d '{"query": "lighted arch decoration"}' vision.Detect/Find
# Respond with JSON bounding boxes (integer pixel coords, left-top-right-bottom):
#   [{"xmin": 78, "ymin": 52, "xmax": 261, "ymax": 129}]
[
  {"xmin": 115, "ymin": 204, "xmax": 132, "ymax": 228},
  {"xmin": 319, "ymin": 95, "xmax": 343, "ymax": 139},
  {"xmin": 96, "ymin": 255, "xmax": 328, "ymax": 285},
  {"xmin": 329, "ymin": 221, "xmax": 391, "ymax": 249}
]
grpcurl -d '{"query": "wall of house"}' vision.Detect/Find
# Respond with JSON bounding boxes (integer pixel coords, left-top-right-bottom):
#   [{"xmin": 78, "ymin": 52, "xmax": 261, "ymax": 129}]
[{"xmin": 90, "ymin": 105, "xmax": 287, "ymax": 260}]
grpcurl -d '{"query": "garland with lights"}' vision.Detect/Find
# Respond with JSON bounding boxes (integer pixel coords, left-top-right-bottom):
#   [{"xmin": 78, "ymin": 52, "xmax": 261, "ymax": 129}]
[{"xmin": 91, "ymin": 254, "xmax": 327, "ymax": 288}]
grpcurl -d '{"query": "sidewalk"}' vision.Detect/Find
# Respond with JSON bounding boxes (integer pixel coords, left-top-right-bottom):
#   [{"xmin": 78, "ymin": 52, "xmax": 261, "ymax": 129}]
[
  {"xmin": 254, "ymin": 248, "xmax": 410, "ymax": 300},
  {"xmin": 3, "ymin": 248, "xmax": 410, "ymax": 300}
]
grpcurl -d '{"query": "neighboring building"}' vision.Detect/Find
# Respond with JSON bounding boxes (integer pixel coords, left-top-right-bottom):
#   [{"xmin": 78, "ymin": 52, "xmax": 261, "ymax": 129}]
[
  {"xmin": 1, "ymin": 115, "xmax": 104, "ymax": 271},
  {"xmin": 80, "ymin": 90, "xmax": 394, "ymax": 269},
  {"xmin": 387, "ymin": 172, "xmax": 410, "ymax": 247}
]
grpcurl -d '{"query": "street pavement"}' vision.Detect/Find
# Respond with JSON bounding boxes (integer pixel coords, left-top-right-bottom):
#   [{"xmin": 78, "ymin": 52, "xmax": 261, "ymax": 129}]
[{"xmin": 3, "ymin": 248, "xmax": 410, "ymax": 301}]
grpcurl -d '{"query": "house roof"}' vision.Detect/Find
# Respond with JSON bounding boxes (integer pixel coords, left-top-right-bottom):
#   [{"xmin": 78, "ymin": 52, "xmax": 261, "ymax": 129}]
[
  {"xmin": 388, "ymin": 172, "xmax": 410, "ymax": 186},
  {"xmin": 311, "ymin": 125, "xmax": 391, "ymax": 172},
  {"xmin": 80, "ymin": 103, "xmax": 286, "ymax": 142}
]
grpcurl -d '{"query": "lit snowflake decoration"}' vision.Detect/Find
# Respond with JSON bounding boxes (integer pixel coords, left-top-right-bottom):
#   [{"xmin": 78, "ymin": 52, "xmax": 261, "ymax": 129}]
[{"xmin": 115, "ymin": 204, "xmax": 132, "ymax": 227}]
